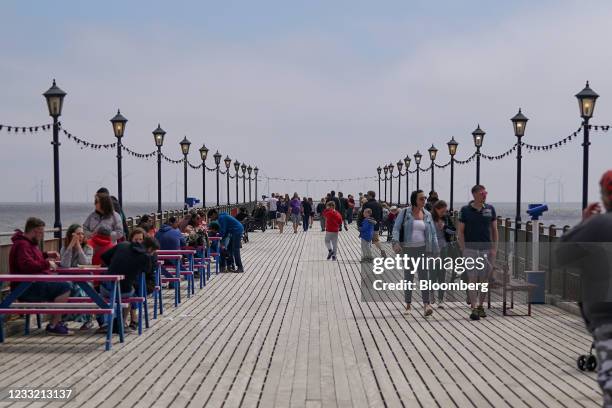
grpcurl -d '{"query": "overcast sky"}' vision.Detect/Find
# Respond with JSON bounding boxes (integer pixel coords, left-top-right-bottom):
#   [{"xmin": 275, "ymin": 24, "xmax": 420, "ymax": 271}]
[{"xmin": 1, "ymin": 0, "xmax": 611, "ymax": 205}]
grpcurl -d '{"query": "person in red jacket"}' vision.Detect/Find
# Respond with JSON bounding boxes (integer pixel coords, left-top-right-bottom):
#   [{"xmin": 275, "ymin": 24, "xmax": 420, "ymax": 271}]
[
  {"xmin": 8, "ymin": 217, "xmax": 72, "ymax": 336},
  {"xmin": 322, "ymin": 201, "xmax": 343, "ymax": 260},
  {"xmin": 87, "ymin": 225, "xmax": 115, "ymax": 266}
]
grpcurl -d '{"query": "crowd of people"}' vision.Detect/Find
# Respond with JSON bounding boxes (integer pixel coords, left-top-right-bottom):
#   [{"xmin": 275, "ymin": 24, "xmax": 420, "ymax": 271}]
[{"xmin": 7, "ymin": 187, "xmax": 246, "ymax": 336}]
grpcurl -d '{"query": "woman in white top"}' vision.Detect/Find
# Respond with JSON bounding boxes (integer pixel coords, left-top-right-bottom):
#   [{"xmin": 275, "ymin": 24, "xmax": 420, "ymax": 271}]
[{"xmin": 392, "ymin": 190, "xmax": 439, "ymax": 316}]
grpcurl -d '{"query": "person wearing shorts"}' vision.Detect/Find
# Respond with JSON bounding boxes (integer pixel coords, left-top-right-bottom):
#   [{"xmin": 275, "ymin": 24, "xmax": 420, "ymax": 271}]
[
  {"xmin": 458, "ymin": 184, "xmax": 498, "ymax": 321},
  {"xmin": 266, "ymin": 194, "xmax": 278, "ymax": 229}
]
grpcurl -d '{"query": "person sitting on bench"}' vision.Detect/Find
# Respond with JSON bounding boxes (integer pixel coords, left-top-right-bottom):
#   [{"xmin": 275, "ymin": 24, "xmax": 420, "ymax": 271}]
[{"xmin": 9, "ymin": 217, "xmax": 71, "ymax": 336}]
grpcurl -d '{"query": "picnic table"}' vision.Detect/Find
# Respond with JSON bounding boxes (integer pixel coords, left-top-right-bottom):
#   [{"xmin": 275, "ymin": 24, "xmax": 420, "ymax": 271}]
[{"xmin": 0, "ymin": 274, "xmax": 125, "ymax": 351}]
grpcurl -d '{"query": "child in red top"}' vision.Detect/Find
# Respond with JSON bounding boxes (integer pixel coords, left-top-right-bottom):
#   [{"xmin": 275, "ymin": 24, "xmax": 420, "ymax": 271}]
[
  {"xmin": 322, "ymin": 201, "xmax": 342, "ymax": 260},
  {"xmin": 87, "ymin": 225, "xmax": 115, "ymax": 266}
]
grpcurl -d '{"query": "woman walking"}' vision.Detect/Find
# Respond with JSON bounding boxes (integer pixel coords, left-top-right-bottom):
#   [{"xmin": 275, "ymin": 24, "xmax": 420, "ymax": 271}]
[
  {"xmin": 83, "ymin": 192, "xmax": 124, "ymax": 243},
  {"xmin": 290, "ymin": 193, "xmax": 302, "ymax": 234},
  {"xmin": 277, "ymin": 196, "xmax": 288, "ymax": 234},
  {"xmin": 430, "ymin": 200, "xmax": 455, "ymax": 308},
  {"xmin": 392, "ymin": 190, "xmax": 439, "ymax": 316}
]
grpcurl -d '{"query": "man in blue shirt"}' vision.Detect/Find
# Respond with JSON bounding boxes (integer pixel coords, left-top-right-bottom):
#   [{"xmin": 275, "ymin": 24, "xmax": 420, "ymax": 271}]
[
  {"xmin": 458, "ymin": 184, "xmax": 498, "ymax": 321},
  {"xmin": 207, "ymin": 209, "xmax": 245, "ymax": 273},
  {"xmin": 155, "ymin": 216, "xmax": 186, "ymax": 250}
]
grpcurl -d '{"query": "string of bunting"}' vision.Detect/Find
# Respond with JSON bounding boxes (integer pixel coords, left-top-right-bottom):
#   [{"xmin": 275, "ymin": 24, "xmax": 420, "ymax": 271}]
[
  {"xmin": 522, "ymin": 126, "xmax": 583, "ymax": 152},
  {"xmin": 480, "ymin": 143, "xmax": 518, "ymax": 161},
  {"xmin": 187, "ymin": 160, "xmax": 203, "ymax": 170},
  {"xmin": 0, "ymin": 123, "xmax": 52, "ymax": 133},
  {"xmin": 62, "ymin": 128, "xmax": 117, "ymax": 150},
  {"xmin": 121, "ymin": 145, "xmax": 156, "ymax": 159},
  {"xmin": 263, "ymin": 175, "xmax": 377, "ymax": 182},
  {"xmin": 159, "ymin": 152, "xmax": 184, "ymax": 164}
]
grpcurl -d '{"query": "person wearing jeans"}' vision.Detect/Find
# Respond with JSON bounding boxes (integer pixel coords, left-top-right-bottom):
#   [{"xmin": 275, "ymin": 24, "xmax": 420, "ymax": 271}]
[
  {"xmin": 207, "ymin": 208, "xmax": 245, "ymax": 273},
  {"xmin": 392, "ymin": 190, "xmax": 440, "ymax": 317}
]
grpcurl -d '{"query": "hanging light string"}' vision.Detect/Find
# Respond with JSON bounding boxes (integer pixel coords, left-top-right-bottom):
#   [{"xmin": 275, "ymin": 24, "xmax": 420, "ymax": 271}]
[{"xmin": 521, "ymin": 126, "xmax": 583, "ymax": 152}]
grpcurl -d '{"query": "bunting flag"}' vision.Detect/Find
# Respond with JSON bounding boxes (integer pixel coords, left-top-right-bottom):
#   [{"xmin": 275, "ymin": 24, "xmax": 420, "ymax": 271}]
[
  {"xmin": 0, "ymin": 123, "xmax": 52, "ymax": 133},
  {"xmin": 62, "ymin": 128, "xmax": 117, "ymax": 149},
  {"xmin": 121, "ymin": 145, "xmax": 156, "ymax": 159},
  {"xmin": 263, "ymin": 175, "xmax": 376, "ymax": 182},
  {"xmin": 522, "ymin": 126, "xmax": 583, "ymax": 152}
]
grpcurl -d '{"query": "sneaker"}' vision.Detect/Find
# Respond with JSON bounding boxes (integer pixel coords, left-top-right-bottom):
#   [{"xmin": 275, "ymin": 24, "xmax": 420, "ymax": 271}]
[
  {"xmin": 331, "ymin": 255, "xmax": 337, "ymax": 261},
  {"xmin": 96, "ymin": 325, "xmax": 109, "ymax": 334},
  {"xmin": 437, "ymin": 301, "xmax": 445, "ymax": 309},
  {"xmin": 234, "ymin": 268, "xmax": 245, "ymax": 273},
  {"xmin": 327, "ymin": 250, "xmax": 333, "ymax": 260},
  {"xmin": 403, "ymin": 304, "xmax": 411, "ymax": 315},
  {"xmin": 46, "ymin": 323, "xmax": 73, "ymax": 336},
  {"xmin": 470, "ymin": 309, "xmax": 480, "ymax": 321},
  {"xmin": 129, "ymin": 321, "xmax": 138, "ymax": 331},
  {"xmin": 477, "ymin": 305, "xmax": 487, "ymax": 318}
]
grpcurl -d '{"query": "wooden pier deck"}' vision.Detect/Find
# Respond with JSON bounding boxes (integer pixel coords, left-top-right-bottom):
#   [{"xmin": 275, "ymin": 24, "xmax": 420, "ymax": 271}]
[{"xmin": 0, "ymin": 226, "xmax": 601, "ymax": 407}]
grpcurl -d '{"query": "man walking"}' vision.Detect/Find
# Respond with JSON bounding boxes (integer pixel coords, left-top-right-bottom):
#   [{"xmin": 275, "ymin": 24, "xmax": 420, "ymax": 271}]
[{"xmin": 457, "ymin": 185, "xmax": 498, "ymax": 320}]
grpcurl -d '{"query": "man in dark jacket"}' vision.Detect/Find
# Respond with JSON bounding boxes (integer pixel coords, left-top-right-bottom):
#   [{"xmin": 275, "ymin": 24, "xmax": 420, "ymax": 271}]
[
  {"xmin": 155, "ymin": 216, "xmax": 186, "ymax": 250},
  {"xmin": 359, "ymin": 191, "xmax": 386, "ymax": 257},
  {"xmin": 556, "ymin": 170, "xmax": 612, "ymax": 408},
  {"xmin": 207, "ymin": 209, "xmax": 244, "ymax": 273},
  {"xmin": 338, "ymin": 192, "xmax": 349, "ymax": 231},
  {"xmin": 8, "ymin": 217, "xmax": 71, "ymax": 335}
]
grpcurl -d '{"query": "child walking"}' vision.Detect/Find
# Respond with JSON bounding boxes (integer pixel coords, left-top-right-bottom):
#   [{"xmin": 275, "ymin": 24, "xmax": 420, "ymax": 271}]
[
  {"xmin": 359, "ymin": 208, "xmax": 376, "ymax": 262},
  {"xmin": 322, "ymin": 201, "xmax": 342, "ymax": 260}
]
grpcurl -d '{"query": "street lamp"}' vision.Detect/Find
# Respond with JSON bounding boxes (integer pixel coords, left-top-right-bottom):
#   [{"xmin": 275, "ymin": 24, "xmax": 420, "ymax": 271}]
[
  {"xmin": 234, "ymin": 160, "xmax": 240, "ymax": 205},
  {"xmin": 511, "ymin": 109, "xmax": 528, "ymax": 223},
  {"xmin": 110, "ymin": 110, "xmax": 127, "ymax": 207},
  {"xmin": 575, "ymin": 81, "xmax": 599, "ymax": 210},
  {"xmin": 214, "ymin": 151, "xmax": 222, "ymax": 206},
  {"xmin": 428, "ymin": 144, "xmax": 438, "ymax": 193},
  {"xmin": 43, "ymin": 79, "xmax": 67, "ymax": 246},
  {"xmin": 383, "ymin": 165, "xmax": 389, "ymax": 203},
  {"xmin": 152, "ymin": 124, "xmax": 166, "ymax": 213},
  {"xmin": 180, "ymin": 136, "xmax": 191, "ymax": 210},
  {"xmin": 472, "ymin": 124, "xmax": 485, "ymax": 185},
  {"xmin": 388, "ymin": 163, "xmax": 394, "ymax": 205},
  {"xmin": 414, "ymin": 151, "xmax": 422, "ymax": 190},
  {"xmin": 199, "ymin": 144, "xmax": 209, "ymax": 208},
  {"xmin": 241, "ymin": 163, "xmax": 247, "ymax": 203},
  {"xmin": 224, "ymin": 156, "xmax": 232, "ymax": 205},
  {"xmin": 254, "ymin": 167, "xmax": 259, "ymax": 203},
  {"xmin": 247, "ymin": 165, "xmax": 253, "ymax": 203},
  {"xmin": 403, "ymin": 155, "xmax": 411, "ymax": 204},
  {"xmin": 377, "ymin": 166, "xmax": 382, "ymax": 201},
  {"xmin": 447, "ymin": 137, "xmax": 458, "ymax": 212},
  {"xmin": 396, "ymin": 160, "xmax": 403, "ymax": 206}
]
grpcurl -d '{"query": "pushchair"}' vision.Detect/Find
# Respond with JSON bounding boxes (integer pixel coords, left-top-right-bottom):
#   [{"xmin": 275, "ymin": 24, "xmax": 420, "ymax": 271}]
[{"xmin": 577, "ymin": 342, "xmax": 598, "ymax": 371}]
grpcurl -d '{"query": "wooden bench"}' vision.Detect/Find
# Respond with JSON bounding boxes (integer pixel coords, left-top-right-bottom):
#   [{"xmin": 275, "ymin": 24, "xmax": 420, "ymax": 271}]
[
  {"xmin": 487, "ymin": 265, "xmax": 537, "ymax": 316},
  {"xmin": 0, "ymin": 274, "xmax": 125, "ymax": 350}
]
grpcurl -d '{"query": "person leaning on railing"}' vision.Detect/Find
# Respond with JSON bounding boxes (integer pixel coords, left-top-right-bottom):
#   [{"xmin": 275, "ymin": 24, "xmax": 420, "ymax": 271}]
[{"xmin": 8, "ymin": 217, "xmax": 72, "ymax": 336}]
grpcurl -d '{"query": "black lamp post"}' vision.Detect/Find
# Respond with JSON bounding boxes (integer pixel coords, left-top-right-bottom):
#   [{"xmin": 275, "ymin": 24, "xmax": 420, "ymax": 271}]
[
  {"xmin": 396, "ymin": 160, "xmax": 403, "ymax": 206},
  {"xmin": 472, "ymin": 125, "xmax": 485, "ymax": 185},
  {"xmin": 110, "ymin": 110, "xmax": 127, "ymax": 207},
  {"xmin": 43, "ymin": 79, "xmax": 67, "ymax": 245},
  {"xmin": 388, "ymin": 163, "xmax": 394, "ymax": 205},
  {"xmin": 247, "ymin": 165, "xmax": 253, "ymax": 203},
  {"xmin": 575, "ymin": 81, "xmax": 599, "ymax": 210},
  {"xmin": 383, "ymin": 165, "xmax": 389, "ymax": 203},
  {"xmin": 214, "ymin": 151, "xmax": 222, "ymax": 206},
  {"xmin": 180, "ymin": 137, "xmax": 191, "ymax": 210},
  {"xmin": 199, "ymin": 144, "xmax": 209, "ymax": 208},
  {"xmin": 234, "ymin": 160, "xmax": 240, "ymax": 205},
  {"xmin": 224, "ymin": 156, "xmax": 232, "ymax": 205},
  {"xmin": 153, "ymin": 124, "xmax": 165, "ymax": 214},
  {"xmin": 511, "ymin": 109, "xmax": 528, "ymax": 223},
  {"xmin": 414, "ymin": 151, "xmax": 422, "ymax": 190},
  {"xmin": 241, "ymin": 163, "xmax": 247, "ymax": 203},
  {"xmin": 403, "ymin": 156, "xmax": 411, "ymax": 204},
  {"xmin": 377, "ymin": 166, "xmax": 382, "ymax": 200},
  {"xmin": 254, "ymin": 167, "xmax": 259, "ymax": 203},
  {"xmin": 447, "ymin": 137, "xmax": 458, "ymax": 212},
  {"xmin": 428, "ymin": 144, "xmax": 438, "ymax": 193}
]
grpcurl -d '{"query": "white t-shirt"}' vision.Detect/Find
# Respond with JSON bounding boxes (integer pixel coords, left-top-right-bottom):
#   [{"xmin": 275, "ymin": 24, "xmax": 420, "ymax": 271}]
[
  {"xmin": 408, "ymin": 219, "xmax": 426, "ymax": 247},
  {"xmin": 267, "ymin": 197, "xmax": 278, "ymax": 212}
]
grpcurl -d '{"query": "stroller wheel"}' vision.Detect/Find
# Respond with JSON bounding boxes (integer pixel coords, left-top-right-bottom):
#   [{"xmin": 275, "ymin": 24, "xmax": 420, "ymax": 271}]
[
  {"xmin": 577, "ymin": 355, "xmax": 587, "ymax": 371},
  {"xmin": 586, "ymin": 355, "xmax": 597, "ymax": 371}
]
